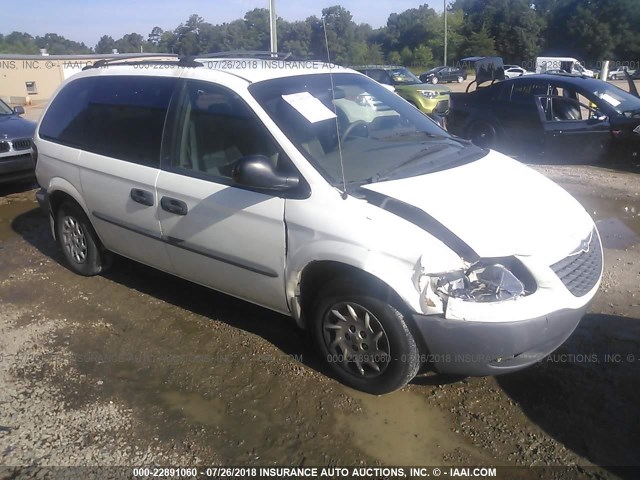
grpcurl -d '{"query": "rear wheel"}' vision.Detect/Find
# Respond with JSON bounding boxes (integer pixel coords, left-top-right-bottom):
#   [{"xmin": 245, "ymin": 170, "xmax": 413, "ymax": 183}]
[
  {"xmin": 56, "ymin": 201, "xmax": 111, "ymax": 276},
  {"xmin": 312, "ymin": 281, "xmax": 420, "ymax": 394},
  {"xmin": 457, "ymin": 75, "xmax": 464, "ymax": 83},
  {"xmin": 467, "ymin": 121, "xmax": 498, "ymax": 149}
]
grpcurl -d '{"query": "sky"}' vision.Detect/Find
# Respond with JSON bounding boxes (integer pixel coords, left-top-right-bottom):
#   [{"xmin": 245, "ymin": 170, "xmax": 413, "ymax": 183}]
[{"xmin": 1, "ymin": 0, "xmax": 443, "ymax": 49}]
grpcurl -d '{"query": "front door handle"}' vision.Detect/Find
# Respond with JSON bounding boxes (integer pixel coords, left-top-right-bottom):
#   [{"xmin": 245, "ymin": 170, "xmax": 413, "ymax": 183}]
[
  {"xmin": 130, "ymin": 188, "xmax": 154, "ymax": 206},
  {"xmin": 160, "ymin": 196, "xmax": 188, "ymax": 216}
]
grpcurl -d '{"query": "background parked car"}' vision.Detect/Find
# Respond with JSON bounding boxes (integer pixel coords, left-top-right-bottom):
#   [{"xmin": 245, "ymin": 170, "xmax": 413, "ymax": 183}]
[
  {"xmin": 419, "ymin": 66, "xmax": 467, "ymax": 84},
  {"xmin": 608, "ymin": 66, "xmax": 635, "ymax": 80},
  {"xmin": 503, "ymin": 65, "xmax": 534, "ymax": 79},
  {"xmin": 0, "ymin": 98, "xmax": 36, "ymax": 184},
  {"xmin": 447, "ymin": 74, "xmax": 640, "ymax": 161},
  {"xmin": 352, "ymin": 65, "xmax": 450, "ymax": 122}
]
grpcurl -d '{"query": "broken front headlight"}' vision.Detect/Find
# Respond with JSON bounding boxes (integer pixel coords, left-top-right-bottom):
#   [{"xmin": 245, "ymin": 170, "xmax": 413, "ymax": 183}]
[
  {"xmin": 436, "ymin": 263, "xmax": 525, "ymax": 302},
  {"xmin": 420, "ymin": 259, "xmax": 533, "ymax": 315}
]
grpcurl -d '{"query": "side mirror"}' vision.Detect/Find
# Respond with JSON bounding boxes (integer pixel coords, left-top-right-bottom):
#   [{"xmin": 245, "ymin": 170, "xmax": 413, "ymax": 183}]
[
  {"xmin": 232, "ymin": 155, "xmax": 300, "ymax": 191},
  {"xmin": 14, "ymin": 106, "xmax": 25, "ymax": 115},
  {"xmin": 588, "ymin": 114, "xmax": 607, "ymax": 124}
]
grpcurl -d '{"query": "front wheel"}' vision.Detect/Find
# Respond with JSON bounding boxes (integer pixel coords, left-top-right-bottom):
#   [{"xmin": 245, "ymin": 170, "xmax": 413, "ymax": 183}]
[
  {"xmin": 312, "ymin": 281, "xmax": 420, "ymax": 394},
  {"xmin": 431, "ymin": 76, "xmax": 439, "ymax": 84},
  {"xmin": 467, "ymin": 121, "xmax": 498, "ymax": 149},
  {"xmin": 56, "ymin": 201, "xmax": 111, "ymax": 276},
  {"xmin": 457, "ymin": 75, "xmax": 464, "ymax": 83}
]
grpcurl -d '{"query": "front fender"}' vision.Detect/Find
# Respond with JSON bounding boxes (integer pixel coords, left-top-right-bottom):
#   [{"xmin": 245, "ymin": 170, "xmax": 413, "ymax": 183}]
[{"xmin": 285, "ymin": 239, "xmax": 422, "ymax": 328}]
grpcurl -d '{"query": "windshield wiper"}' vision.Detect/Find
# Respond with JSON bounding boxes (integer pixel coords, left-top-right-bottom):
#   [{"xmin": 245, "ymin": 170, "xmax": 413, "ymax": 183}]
[{"xmin": 370, "ymin": 143, "xmax": 451, "ymax": 182}]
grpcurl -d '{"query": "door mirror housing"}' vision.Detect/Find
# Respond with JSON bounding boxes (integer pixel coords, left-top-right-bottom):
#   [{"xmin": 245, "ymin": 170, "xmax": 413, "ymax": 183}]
[
  {"xmin": 232, "ymin": 155, "xmax": 300, "ymax": 191},
  {"xmin": 13, "ymin": 106, "xmax": 25, "ymax": 115},
  {"xmin": 587, "ymin": 114, "xmax": 607, "ymax": 124}
]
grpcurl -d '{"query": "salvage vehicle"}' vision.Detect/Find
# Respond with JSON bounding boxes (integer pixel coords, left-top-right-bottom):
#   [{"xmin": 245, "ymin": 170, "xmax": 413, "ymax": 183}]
[
  {"xmin": 418, "ymin": 66, "xmax": 467, "ymax": 84},
  {"xmin": 503, "ymin": 65, "xmax": 534, "ymax": 79},
  {"xmin": 0, "ymin": 98, "xmax": 36, "ymax": 184},
  {"xmin": 447, "ymin": 73, "xmax": 640, "ymax": 160},
  {"xmin": 536, "ymin": 57, "xmax": 595, "ymax": 77},
  {"xmin": 34, "ymin": 54, "xmax": 602, "ymax": 394},
  {"xmin": 608, "ymin": 66, "xmax": 635, "ymax": 80},
  {"xmin": 351, "ymin": 65, "xmax": 450, "ymax": 122}
]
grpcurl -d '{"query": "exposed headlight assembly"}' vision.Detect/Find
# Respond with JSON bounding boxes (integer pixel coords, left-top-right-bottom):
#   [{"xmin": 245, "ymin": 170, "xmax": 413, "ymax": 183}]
[
  {"xmin": 436, "ymin": 263, "xmax": 525, "ymax": 302},
  {"xmin": 419, "ymin": 259, "xmax": 534, "ymax": 315},
  {"xmin": 417, "ymin": 89, "xmax": 438, "ymax": 99}
]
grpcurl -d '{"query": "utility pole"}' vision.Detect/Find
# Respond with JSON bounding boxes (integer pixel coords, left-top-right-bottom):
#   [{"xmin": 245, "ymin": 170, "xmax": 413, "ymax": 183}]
[
  {"xmin": 269, "ymin": 0, "xmax": 278, "ymax": 53},
  {"xmin": 443, "ymin": 0, "xmax": 448, "ymax": 66}
]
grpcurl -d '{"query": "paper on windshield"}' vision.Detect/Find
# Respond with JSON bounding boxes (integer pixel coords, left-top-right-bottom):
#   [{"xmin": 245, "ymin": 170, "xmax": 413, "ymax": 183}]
[
  {"xmin": 282, "ymin": 92, "xmax": 337, "ymax": 123},
  {"xmin": 599, "ymin": 93, "xmax": 621, "ymax": 107}
]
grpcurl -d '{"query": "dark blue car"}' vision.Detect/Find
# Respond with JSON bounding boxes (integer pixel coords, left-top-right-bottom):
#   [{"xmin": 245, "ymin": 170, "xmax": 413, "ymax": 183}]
[
  {"xmin": 447, "ymin": 74, "xmax": 640, "ymax": 162},
  {"xmin": 0, "ymin": 98, "xmax": 36, "ymax": 184}
]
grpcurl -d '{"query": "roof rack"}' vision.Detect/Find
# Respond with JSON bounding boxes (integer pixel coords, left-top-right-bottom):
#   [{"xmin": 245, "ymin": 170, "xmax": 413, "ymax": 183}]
[
  {"xmin": 82, "ymin": 54, "xmax": 202, "ymax": 71},
  {"xmin": 195, "ymin": 51, "xmax": 293, "ymax": 60}
]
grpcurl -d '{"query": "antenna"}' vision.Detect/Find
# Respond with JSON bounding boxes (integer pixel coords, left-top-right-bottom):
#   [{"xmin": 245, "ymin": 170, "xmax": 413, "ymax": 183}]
[{"xmin": 322, "ymin": 17, "xmax": 348, "ymax": 200}]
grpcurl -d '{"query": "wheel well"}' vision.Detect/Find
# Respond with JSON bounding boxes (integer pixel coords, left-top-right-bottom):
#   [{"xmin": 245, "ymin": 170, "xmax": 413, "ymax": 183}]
[
  {"xmin": 299, "ymin": 261, "xmax": 408, "ymax": 325},
  {"xmin": 298, "ymin": 261, "xmax": 428, "ymax": 357},
  {"xmin": 47, "ymin": 191, "xmax": 101, "ymax": 247},
  {"xmin": 49, "ymin": 190, "xmax": 80, "ymax": 218}
]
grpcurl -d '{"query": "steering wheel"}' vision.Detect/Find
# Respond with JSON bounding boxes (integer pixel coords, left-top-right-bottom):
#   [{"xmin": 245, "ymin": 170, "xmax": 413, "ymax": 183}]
[{"xmin": 341, "ymin": 120, "xmax": 368, "ymax": 142}]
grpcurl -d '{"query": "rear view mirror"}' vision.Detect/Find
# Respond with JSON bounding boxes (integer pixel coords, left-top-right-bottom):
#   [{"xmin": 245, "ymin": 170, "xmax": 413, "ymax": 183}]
[{"xmin": 14, "ymin": 106, "xmax": 25, "ymax": 115}]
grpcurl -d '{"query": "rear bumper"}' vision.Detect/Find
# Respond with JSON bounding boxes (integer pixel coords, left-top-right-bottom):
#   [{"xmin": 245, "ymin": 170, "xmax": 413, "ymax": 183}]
[{"xmin": 412, "ymin": 301, "xmax": 591, "ymax": 376}]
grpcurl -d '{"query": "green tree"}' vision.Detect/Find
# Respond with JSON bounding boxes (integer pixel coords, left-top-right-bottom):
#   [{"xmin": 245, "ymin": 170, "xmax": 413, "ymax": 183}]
[
  {"xmin": 115, "ymin": 33, "xmax": 145, "ymax": 53},
  {"xmin": 95, "ymin": 35, "xmax": 116, "ymax": 54},
  {"xmin": 413, "ymin": 44, "xmax": 434, "ymax": 69},
  {"xmin": 459, "ymin": 28, "xmax": 498, "ymax": 58}
]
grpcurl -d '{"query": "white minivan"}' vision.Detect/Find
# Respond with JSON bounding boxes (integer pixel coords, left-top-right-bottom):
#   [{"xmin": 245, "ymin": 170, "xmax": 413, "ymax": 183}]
[{"xmin": 34, "ymin": 55, "xmax": 603, "ymax": 394}]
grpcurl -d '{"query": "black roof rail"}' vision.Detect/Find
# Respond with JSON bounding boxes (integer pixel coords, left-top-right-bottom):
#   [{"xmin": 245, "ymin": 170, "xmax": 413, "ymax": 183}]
[
  {"xmin": 195, "ymin": 51, "xmax": 293, "ymax": 60},
  {"xmin": 82, "ymin": 54, "xmax": 204, "ymax": 71}
]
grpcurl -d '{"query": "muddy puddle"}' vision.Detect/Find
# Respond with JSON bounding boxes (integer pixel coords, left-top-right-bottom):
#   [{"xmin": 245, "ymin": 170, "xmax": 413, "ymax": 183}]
[
  {"xmin": 0, "ymin": 198, "xmax": 36, "ymax": 241},
  {"xmin": 575, "ymin": 194, "xmax": 640, "ymax": 249},
  {"xmin": 338, "ymin": 389, "xmax": 492, "ymax": 466}
]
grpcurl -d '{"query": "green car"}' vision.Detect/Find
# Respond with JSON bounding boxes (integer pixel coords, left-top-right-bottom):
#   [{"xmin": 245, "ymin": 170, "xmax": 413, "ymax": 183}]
[{"xmin": 351, "ymin": 65, "xmax": 450, "ymax": 120}]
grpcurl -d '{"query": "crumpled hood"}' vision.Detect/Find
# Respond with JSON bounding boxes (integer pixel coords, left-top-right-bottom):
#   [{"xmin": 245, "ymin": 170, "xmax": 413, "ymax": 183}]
[
  {"xmin": 361, "ymin": 151, "xmax": 593, "ymax": 262},
  {"xmin": 0, "ymin": 115, "xmax": 36, "ymax": 139}
]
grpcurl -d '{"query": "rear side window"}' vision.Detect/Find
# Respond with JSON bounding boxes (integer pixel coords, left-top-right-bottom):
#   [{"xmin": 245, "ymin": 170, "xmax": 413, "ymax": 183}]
[
  {"xmin": 40, "ymin": 75, "xmax": 176, "ymax": 167},
  {"xmin": 39, "ymin": 78, "xmax": 93, "ymax": 147}
]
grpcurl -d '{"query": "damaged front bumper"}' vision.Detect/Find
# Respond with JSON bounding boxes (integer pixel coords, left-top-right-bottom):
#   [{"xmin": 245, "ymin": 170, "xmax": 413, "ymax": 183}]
[{"xmin": 411, "ymin": 300, "xmax": 590, "ymax": 376}]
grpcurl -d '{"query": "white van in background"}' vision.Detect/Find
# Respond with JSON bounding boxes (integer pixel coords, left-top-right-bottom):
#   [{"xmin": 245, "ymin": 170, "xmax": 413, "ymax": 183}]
[{"xmin": 536, "ymin": 57, "xmax": 595, "ymax": 77}]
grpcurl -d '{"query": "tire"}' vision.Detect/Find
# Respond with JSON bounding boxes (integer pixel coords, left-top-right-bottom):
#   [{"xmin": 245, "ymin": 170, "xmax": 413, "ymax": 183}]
[
  {"xmin": 467, "ymin": 121, "xmax": 498, "ymax": 149},
  {"xmin": 457, "ymin": 75, "xmax": 464, "ymax": 83},
  {"xmin": 311, "ymin": 280, "xmax": 420, "ymax": 394},
  {"xmin": 431, "ymin": 76, "xmax": 439, "ymax": 84},
  {"xmin": 55, "ymin": 201, "xmax": 110, "ymax": 276}
]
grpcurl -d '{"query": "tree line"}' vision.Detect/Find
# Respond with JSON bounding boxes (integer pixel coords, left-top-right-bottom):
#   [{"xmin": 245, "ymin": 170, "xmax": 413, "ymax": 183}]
[{"xmin": 1, "ymin": 0, "xmax": 639, "ymax": 69}]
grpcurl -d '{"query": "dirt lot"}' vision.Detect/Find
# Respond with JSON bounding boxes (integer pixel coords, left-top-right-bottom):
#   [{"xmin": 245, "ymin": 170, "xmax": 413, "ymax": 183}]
[{"xmin": 1, "ymin": 103, "xmax": 639, "ymax": 479}]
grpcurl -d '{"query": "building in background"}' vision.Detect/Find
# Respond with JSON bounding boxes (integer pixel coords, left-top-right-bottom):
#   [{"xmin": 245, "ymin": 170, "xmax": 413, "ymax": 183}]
[{"xmin": 0, "ymin": 53, "xmax": 174, "ymax": 105}]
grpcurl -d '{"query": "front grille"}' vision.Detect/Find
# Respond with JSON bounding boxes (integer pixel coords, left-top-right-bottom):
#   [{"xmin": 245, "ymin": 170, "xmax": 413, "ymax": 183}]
[
  {"xmin": 0, "ymin": 141, "xmax": 9, "ymax": 153},
  {"xmin": 435, "ymin": 99, "xmax": 449, "ymax": 114},
  {"xmin": 12, "ymin": 138, "xmax": 32, "ymax": 151},
  {"xmin": 551, "ymin": 229, "xmax": 602, "ymax": 297}
]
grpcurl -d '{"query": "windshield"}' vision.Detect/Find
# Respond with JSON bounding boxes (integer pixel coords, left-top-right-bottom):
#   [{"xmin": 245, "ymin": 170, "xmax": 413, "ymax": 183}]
[
  {"xmin": 0, "ymin": 99, "xmax": 14, "ymax": 115},
  {"xmin": 388, "ymin": 67, "xmax": 422, "ymax": 85},
  {"xmin": 250, "ymin": 73, "xmax": 485, "ymax": 186},
  {"xmin": 591, "ymin": 82, "xmax": 640, "ymax": 115}
]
